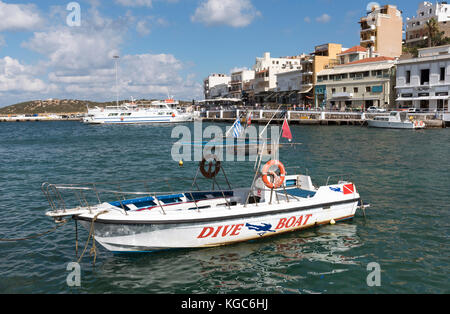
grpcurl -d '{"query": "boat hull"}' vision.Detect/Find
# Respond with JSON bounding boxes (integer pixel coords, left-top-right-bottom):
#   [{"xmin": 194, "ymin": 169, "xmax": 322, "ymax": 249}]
[
  {"xmin": 77, "ymin": 199, "xmax": 359, "ymax": 252},
  {"xmin": 83, "ymin": 115, "xmax": 193, "ymax": 124},
  {"xmin": 367, "ymin": 120, "xmax": 418, "ymax": 129}
]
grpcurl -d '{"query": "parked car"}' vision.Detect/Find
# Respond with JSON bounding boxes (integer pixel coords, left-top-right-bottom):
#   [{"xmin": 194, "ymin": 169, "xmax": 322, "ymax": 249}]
[
  {"xmin": 407, "ymin": 108, "xmax": 417, "ymax": 113},
  {"xmin": 367, "ymin": 106, "xmax": 387, "ymax": 113}
]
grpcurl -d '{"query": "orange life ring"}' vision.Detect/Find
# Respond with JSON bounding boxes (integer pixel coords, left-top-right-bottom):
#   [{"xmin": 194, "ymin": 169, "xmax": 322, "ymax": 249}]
[
  {"xmin": 172, "ymin": 113, "xmax": 176, "ymax": 118},
  {"xmin": 419, "ymin": 121, "xmax": 425, "ymax": 128},
  {"xmin": 262, "ymin": 160, "xmax": 286, "ymax": 189}
]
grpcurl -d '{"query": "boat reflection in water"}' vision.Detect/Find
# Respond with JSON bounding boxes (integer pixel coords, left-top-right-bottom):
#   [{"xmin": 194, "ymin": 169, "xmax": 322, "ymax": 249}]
[{"xmin": 94, "ymin": 223, "xmax": 361, "ymax": 293}]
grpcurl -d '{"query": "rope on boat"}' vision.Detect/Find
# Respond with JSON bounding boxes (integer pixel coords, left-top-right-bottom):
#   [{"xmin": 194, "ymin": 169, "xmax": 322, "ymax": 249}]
[
  {"xmin": 0, "ymin": 220, "xmax": 68, "ymax": 242},
  {"xmin": 76, "ymin": 210, "xmax": 109, "ymax": 266}
]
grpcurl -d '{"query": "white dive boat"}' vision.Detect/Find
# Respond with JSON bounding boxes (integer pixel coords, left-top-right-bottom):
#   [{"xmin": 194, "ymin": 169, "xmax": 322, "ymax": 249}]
[
  {"xmin": 367, "ymin": 111, "xmax": 425, "ymax": 129},
  {"xmin": 43, "ymin": 154, "xmax": 365, "ymax": 253},
  {"xmin": 82, "ymin": 99, "xmax": 193, "ymax": 124}
]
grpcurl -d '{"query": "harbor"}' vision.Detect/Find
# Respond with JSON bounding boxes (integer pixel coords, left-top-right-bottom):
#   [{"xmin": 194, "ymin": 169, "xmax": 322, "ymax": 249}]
[{"xmin": 0, "ymin": 120, "xmax": 448, "ymax": 293}]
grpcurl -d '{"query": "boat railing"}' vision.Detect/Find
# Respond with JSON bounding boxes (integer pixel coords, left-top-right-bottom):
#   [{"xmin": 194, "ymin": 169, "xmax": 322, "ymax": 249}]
[
  {"xmin": 325, "ymin": 174, "xmax": 353, "ymax": 186},
  {"xmin": 42, "ymin": 173, "xmax": 311, "ymax": 215}
]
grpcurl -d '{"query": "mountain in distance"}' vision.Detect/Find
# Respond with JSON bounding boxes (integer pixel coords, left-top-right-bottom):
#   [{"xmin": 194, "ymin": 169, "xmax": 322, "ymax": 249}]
[{"xmin": 0, "ymin": 98, "xmax": 194, "ymax": 115}]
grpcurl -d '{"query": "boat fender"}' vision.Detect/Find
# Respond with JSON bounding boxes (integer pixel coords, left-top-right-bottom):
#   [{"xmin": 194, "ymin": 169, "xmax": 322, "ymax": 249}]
[{"xmin": 262, "ymin": 160, "xmax": 286, "ymax": 189}]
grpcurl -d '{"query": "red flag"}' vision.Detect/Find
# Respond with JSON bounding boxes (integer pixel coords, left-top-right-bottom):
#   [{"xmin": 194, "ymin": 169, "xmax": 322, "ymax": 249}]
[
  {"xmin": 282, "ymin": 118, "xmax": 292, "ymax": 142},
  {"xmin": 343, "ymin": 184, "xmax": 354, "ymax": 195},
  {"xmin": 247, "ymin": 113, "xmax": 252, "ymax": 126}
]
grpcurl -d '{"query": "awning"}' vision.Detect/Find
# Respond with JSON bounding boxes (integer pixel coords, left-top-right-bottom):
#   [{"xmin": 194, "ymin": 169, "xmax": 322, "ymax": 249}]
[
  {"xmin": 299, "ymin": 86, "xmax": 313, "ymax": 94},
  {"xmin": 396, "ymin": 96, "xmax": 450, "ymax": 101},
  {"xmin": 318, "ymin": 63, "xmax": 394, "ymax": 76}
]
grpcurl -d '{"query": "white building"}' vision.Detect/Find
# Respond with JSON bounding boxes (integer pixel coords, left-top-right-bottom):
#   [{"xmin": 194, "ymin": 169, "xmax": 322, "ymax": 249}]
[
  {"xmin": 405, "ymin": 1, "xmax": 450, "ymax": 46},
  {"xmin": 252, "ymin": 52, "xmax": 302, "ymax": 94},
  {"xmin": 203, "ymin": 74, "xmax": 230, "ymax": 99},
  {"xmin": 209, "ymin": 83, "xmax": 230, "ymax": 99},
  {"xmin": 229, "ymin": 70, "xmax": 255, "ymax": 99},
  {"xmin": 396, "ymin": 44, "xmax": 450, "ymax": 111}
]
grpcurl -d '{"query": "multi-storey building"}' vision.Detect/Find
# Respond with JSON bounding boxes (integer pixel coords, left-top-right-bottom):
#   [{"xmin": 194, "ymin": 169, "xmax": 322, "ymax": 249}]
[
  {"xmin": 316, "ymin": 56, "xmax": 397, "ymax": 110},
  {"xmin": 229, "ymin": 70, "xmax": 255, "ymax": 99},
  {"xmin": 359, "ymin": 4, "xmax": 403, "ymax": 58},
  {"xmin": 396, "ymin": 44, "xmax": 450, "ymax": 111},
  {"xmin": 203, "ymin": 74, "xmax": 230, "ymax": 99},
  {"xmin": 298, "ymin": 43, "xmax": 343, "ymax": 108},
  {"xmin": 405, "ymin": 1, "xmax": 450, "ymax": 47},
  {"xmin": 251, "ymin": 52, "xmax": 302, "ymax": 104}
]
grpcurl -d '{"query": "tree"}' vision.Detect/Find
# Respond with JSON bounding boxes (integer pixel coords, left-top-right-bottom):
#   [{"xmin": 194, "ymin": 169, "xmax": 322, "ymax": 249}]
[{"xmin": 426, "ymin": 18, "xmax": 440, "ymax": 47}]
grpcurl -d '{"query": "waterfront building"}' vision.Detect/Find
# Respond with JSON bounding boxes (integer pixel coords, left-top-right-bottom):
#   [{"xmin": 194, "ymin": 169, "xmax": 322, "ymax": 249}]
[
  {"xmin": 317, "ymin": 56, "xmax": 397, "ymax": 110},
  {"xmin": 396, "ymin": 44, "xmax": 450, "ymax": 111},
  {"xmin": 229, "ymin": 70, "xmax": 255, "ymax": 100},
  {"xmin": 251, "ymin": 52, "xmax": 302, "ymax": 104},
  {"xmin": 405, "ymin": 1, "xmax": 450, "ymax": 47},
  {"xmin": 209, "ymin": 83, "xmax": 230, "ymax": 99},
  {"xmin": 359, "ymin": 4, "xmax": 403, "ymax": 59},
  {"xmin": 298, "ymin": 43, "xmax": 343, "ymax": 108},
  {"xmin": 203, "ymin": 74, "xmax": 230, "ymax": 99}
]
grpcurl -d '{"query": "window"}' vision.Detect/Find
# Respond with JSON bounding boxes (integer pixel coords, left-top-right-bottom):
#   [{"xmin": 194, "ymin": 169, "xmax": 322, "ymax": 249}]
[
  {"xmin": 420, "ymin": 69, "xmax": 430, "ymax": 85},
  {"xmin": 440, "ymin": 67, "xmax": 446, "ymax": 81},
  {"xmin": 343, "ymin": 87, "xmax": 347, "ymax": 92},
  {"xmin": 332, "ymin": 88, "xmax": 336, "ymax": 93},
  {"xmin": 366, "ymin": 86, "xmax": 371, "ymax": 92},
  {"xmin": 406, "ymin": 70, "xmax": 411, "ymax": 84},
  {"xmin": 354, "ymin": 87, "xmax": 359, "ymax": 93}
]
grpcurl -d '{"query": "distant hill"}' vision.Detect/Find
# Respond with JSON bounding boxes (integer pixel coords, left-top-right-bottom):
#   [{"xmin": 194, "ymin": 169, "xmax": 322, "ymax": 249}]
[{"xmin": 0, "ymin": 99, "xmax": 194, "ymax": 115}]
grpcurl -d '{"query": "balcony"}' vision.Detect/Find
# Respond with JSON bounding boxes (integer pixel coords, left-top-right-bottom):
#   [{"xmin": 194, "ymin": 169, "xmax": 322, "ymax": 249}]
[
  {"xmin": 361, "ymin": 24, "xmax": 376, "ymax": 32},
  {"xmin": 361, "ymin": 35, "xmax": 376, "ymax": 43}
]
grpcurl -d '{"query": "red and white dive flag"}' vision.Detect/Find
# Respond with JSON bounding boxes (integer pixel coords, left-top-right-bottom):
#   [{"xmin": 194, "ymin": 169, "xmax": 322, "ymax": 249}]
[
  {"xmin": 282, "ymin": 118, "xmax": 293, "ymax": 142},
  {"xmin": 343, "ymin": 184, "xmax": 354, "ymax": 195}
]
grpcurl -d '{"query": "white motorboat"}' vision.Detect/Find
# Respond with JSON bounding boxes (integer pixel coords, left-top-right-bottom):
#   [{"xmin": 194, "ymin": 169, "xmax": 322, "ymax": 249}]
[
  {"xmin": 43, "ymin": 154, "xmax": 365, "ymax": 253},
  {"xmin": 367, "ymin": 111, "xmax": 425, "ymax": 129},
  {"xmin": 82, "ymin": 99, "xmax": 193, "ymax": 124}
]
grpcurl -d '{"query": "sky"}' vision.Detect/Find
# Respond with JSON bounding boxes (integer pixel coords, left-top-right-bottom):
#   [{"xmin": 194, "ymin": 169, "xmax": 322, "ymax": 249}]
[{"xmin": 0, "ymin": 0, "xmax": 423, "ymax": 107}]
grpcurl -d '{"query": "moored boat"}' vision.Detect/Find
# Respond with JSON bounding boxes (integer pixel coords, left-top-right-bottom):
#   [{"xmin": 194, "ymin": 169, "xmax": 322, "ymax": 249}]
[
  {"xmin": 82, "ymin": 98, "xmax": 193, "ymax": 124},
  {"xmin": 43, "ymin": 155, "xmax": 364, "ymax": 253},
  {"xmin": 367, "ymin": 111, "xmax": 425, "ymax": 129}
]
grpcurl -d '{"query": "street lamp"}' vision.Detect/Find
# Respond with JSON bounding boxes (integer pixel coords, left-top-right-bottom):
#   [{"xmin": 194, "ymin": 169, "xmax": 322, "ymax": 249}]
[{"xmin": 113, "ymin": 55, "xmax": 120, "ymax": 106}]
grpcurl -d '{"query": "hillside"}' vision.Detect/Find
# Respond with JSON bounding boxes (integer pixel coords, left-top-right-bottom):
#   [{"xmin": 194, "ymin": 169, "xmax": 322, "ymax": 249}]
[{"xmin": 0, "ymin": 99, "xmax": 194, "ymax": 115}]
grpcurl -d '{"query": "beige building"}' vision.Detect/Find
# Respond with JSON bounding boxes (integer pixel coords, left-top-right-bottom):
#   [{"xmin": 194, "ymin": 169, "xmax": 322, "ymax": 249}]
[
  {"xmin": 317, "ymin": 56, "xmax": 397, "ymax": 110},
  {"xmin": 299, "ymin": 43, "xmax": 343, "ymax": 107},
  {"xmin": 359, "ymin": 4, "xmax": 403, "ymax": 58}
]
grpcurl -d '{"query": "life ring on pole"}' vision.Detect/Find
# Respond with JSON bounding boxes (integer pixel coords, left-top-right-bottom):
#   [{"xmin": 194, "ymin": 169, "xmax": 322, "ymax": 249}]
[
  {"xmin": 199, "ymin": 155, "xmax": 221, "ymax": 179},
  {"xmin": 262, "ymin": 160, "xmax": 286, "ymax": 189}
]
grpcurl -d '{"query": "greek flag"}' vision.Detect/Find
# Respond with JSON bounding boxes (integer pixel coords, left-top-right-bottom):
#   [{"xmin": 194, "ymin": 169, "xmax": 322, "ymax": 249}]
[{"xmin": 232, "ymin": 119, "xmax": 243, "ymax": 138}]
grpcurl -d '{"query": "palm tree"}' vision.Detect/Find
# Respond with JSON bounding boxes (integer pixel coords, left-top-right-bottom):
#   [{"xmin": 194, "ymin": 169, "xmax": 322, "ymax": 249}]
[{"xmin": 425, "ymin": 18, "xmax": 440, "ymax": 47}]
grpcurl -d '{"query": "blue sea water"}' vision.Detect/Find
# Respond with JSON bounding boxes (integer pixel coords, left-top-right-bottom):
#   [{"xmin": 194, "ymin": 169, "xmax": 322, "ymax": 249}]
[{"xmin": 0, "ymin": 121, "xmax": 448, "ymax": 294}]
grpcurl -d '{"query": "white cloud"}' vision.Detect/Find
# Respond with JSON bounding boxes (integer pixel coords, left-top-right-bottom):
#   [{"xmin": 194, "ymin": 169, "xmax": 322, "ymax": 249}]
[
  {"xmin": 304, "ymin": 17, "xmax": 311, "ymax": 23},
  {"xmin": 0, "ymin": 1, "xmax": 44, "ymax": 32},
  {"xmin": 191, "ymin": 0, "xmax": 261, "ymax": 28},
  {"xmin": 0, "ymin": 56, "xmax": 47, "ymax": 93},
  {"xmin": 16, "ymin": 9, "xmax": 202, "ymax": 101},
  {"xmin": 316, "ymin": 14, "xmax": 331, "ymax": 23}
]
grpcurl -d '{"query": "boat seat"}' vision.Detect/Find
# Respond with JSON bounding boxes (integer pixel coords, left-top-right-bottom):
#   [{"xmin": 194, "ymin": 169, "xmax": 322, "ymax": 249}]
[{"xmin": 284, "ymin": 188, "xmax": 316, "ymax": 199}]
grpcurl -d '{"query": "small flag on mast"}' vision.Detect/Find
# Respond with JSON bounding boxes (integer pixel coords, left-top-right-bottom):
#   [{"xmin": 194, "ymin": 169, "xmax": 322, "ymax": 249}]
[
  {"xmin": 232, "ymin": 119, "xmax": 243, "ymax": 138},
  {"xmin": 282, "ymin": 118, "xmax": 292, "ymax": 142}
]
